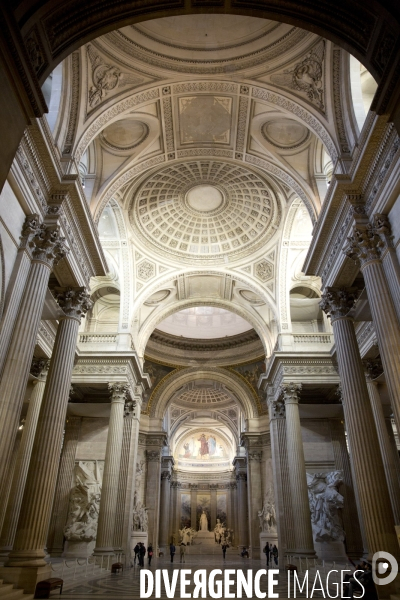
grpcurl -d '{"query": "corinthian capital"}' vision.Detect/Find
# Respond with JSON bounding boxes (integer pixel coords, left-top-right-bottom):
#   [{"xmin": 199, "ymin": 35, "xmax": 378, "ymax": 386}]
[
  {"xmin": 320, "ymin": 287, "xmax": 357, "ymax": 320},
  {"xmin": 280, "ymin": 382, "xmax": 302, "ymax": 405},
  {"xmin": 124, "ymin": 399, "xmax": 137, "ymax": 416},
  {"xmin": 344, "ymin": 224, "xmax": 383, "ymax": 266},
  {"xmin": 268, "ymin": 397, "xmax": 285, "ymax": 419},
  {"xmin": 108, "ymin": 382, "xmax": 129, "ymax": 403},
  {"xmin": 363, "ymin": 358, "xmax": 384, "ymax": 381},
  {"xmin": 55, "ymin": 287, "xmax": 92, "ymax": 321},
  {"xmin": 19, "ymin": 214, "xmax": 41, "ymax": 249},
  {"xmin": 30, "ymin": 224, "xmax": 69, "ymax": 267}
]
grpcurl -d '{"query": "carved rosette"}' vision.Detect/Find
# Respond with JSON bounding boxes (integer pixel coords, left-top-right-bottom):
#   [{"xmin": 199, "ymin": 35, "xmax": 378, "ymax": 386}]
[
  {"xmin": 55, "ymin": 287, "xmax": 92, "ymax": 322},
  {"xmin": 344, "ymin": 225, "xmax": 384, "ymax": 267},
  {"xmin": 108, "ymin": 382, "xmax": 129, "ymax": 404},
  {"xmin": 19, "ymin": 214, "xmax": 41, "ymax": 250},
  {"xmin": 268, "ymin": 397, "xmax": 286, "ymax": 419},
  {"xmin": 280, "ymin": 382, "xmax": 302, "ymax": 405},
  {"xmin": 29, "ymin": 225, "xmax": 69, "ymax": 267},
  {"xmin": 320, "ymin": 287, "xmax": 357, "ymax": 321},
  {"xmin": 363, "ymin": 358, "xmax": 384, "ymax": 381}
]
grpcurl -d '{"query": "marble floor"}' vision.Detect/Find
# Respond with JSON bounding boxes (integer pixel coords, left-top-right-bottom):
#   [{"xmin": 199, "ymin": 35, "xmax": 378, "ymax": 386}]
[{"xmin": 59, "ymin": 555, "xmax": 321, "ymax": 599}]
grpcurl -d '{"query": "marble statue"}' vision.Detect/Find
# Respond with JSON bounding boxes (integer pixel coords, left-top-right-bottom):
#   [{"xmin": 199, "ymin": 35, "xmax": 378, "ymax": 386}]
[
  {"xmin": 132, "ymin": 500, "xmax": 148, "ymax": 532},
  {"xmin": 64, "ymin": 461, "xmax": 102, "ymax": 542},
  {"xmin": 258, "ymin": 484, "xmax": 277, "ymax": 532},
  {"xmin": 199, "ymin": 510, "xmax": 208, "ymax": 531},
  {"xmin": 214, "ymin": 518, "xmax": 226, "ymax": 543},
  {"xmin": 179, "ymin": 526, "xmax": 196, "ymax": 545},
  {"xmin": 307, "ymin": 471, "xmax": 345, "ymax": 542}
]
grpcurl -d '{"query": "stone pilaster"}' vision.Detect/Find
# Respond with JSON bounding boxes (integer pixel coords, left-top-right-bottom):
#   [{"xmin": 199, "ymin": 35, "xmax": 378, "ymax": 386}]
[
  {"xmin": 95, "ymin": 383, "xmax": 131, "ymax": 554},
  {"xmin": 268, "ymin": 396, "xmax": 295, "ymax": 554},
  {"xmin": 320, "ymin": 288, "xmax": 399, "ymax": 561},
  {"xmin": 0, "ymin": 215, "xmax": 41, "ymax": 374},
  {"xmin": 230, "ymin": 482, "xmax": 238, "ymax": 545},
  {"xmin": 281, "ymin": 383, "xmax": 315, "ymax": 556},
  {"xmin": 373, "ymin": 214, "xmax": 400, "ymax": 324},
  {"xmin": 113, "ymin": 390, "xmax": 142, "ymax": 558},
  {"xmin": 169, "ymin": 482, "xmax": 179, "ymax": 543},
  {"xmin": 329, "ymin": 419, "xmax": 365, "ymax": 558},
  {"xmin": 345, "ymin": 224, "xmax": 400, "ymax": 432},
  {"xmin": 0, "ymin": 360, "xmax": 49, "ymax": 558},
  {"xmin": 46, "ymin": 416, "xmax": 81, "ymax": 556},
  {"xmin": 144, "ymin": 435, "xmax": 166, "ymax": 550},
  {"xmin": 210, "ymin": 484, "xmax": 217, "ymax": 531},
  {"xmin": 243, "ymin": 435, "xmax": 263, "ymax": 559},
  {"xmin": 2, "ymin": 288, "xmax": 90, "ymax": 594},
  {"xmin": 363, "ymin": 359, "xmax": 400, "ymax": 525},
  {"xmin": 190, "ymin": 484, "xmax": 198, "ymax": 530},
  {"xmin": 0, "ymin": 220, "xmax": 68, "ymax": 500},
  {"xmin": 159, "ymin": 457, "xmax": 174, "ymax": 553},
  {"xmin": 233, "ymin": 457, "xmax": 248, "ymax": 548}
]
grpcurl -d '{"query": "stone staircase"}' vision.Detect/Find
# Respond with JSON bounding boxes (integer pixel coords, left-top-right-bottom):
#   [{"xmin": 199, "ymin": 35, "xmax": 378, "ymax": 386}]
[{"xmin": 0, "ymin": 580, "xmax": 33, "ymax": 600}]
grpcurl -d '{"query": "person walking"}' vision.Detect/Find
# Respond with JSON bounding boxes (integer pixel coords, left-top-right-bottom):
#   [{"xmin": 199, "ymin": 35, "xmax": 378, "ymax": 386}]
[
  {"xmin": 170, "ymin": 542, "xmax": 176, "ymax": 563},
  {"xmin": 147, "ymin": 543, "xmax": 154, "ymax": 566},
  {"xmin": 263, "ymin": 542, "xmax": 271, "ymax": 567},
  {"xmin": 139, "ymin": 542, "xmax": 146, "ymax": 567},
  {"xmin": 133, "ymin": 542, "xmax": 140, "ymax": 565},
  {"xmin": 272, "ymin": 544, "xmax": 278, "ymax": 566},
  {"xmin": 180, "ymin": 542, "xmax": 186, "ymax": 563},
  {"xmin": 222, "ymin": 543, "xmax": 228, "ymax": 559}
]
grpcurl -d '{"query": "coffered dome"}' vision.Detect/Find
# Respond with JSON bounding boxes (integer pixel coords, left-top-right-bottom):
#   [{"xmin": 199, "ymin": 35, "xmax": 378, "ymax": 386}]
[{"xmin": 129, "ymin": 160, "xmax": 281, "ymax": 264}]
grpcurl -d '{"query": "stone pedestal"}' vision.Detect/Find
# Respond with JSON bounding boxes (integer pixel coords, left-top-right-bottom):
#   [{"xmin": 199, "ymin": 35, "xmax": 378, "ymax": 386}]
[{"xmin": 314, "ymin": 541, "xmax": 347, "ymax": 561}]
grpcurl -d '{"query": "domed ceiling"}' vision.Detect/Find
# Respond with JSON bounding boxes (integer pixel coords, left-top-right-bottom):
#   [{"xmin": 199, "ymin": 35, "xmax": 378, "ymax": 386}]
[
  {"xmin": 129, "ymin": 160, "xmax": 281, "ymax": 264},
  {"xmin": 156, "ymin": 306, "xmax": 252, "ymax": 339}
]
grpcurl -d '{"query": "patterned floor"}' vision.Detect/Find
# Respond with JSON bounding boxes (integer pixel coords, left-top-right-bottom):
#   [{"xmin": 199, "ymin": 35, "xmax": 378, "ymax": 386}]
[{"xmin": 59, "ymin": 555, "xmax": 320, "ymax": 599}]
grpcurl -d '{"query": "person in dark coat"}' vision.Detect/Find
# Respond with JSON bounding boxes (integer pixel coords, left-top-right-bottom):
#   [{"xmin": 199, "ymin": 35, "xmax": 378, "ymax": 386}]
[
  {"xmin": 170, "ymin": 542, "xmax": 176, "ymax": 563},
  {"xmin": 263, "ymin": 542, "xmax": 271, "ymax": 566},
  {"xmin": 139, "ymin": 542, "xmax": 146, "ymax": 567},
  {"xmin": 133, "ymin": 543, "xmax": 140, "ymax": 565},
  {"xmin": 147, "ymin": 543, "xmax": 154, "ymax": 566},
  {"xmin": 222, "ymin": 543, "xmax": 228, "ymax": 559},
  {"xmin": 272, "ymin": 544, "xmax": 278, "ymax": 566}
]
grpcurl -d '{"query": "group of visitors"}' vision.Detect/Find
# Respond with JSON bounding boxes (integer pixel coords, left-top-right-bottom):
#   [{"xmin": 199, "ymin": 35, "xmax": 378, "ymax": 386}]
[
  {"xmin": 133, "ymin": 542, "xmax": 154, "ymax": 567},
  {"xmin": 263, "ymin": 543, "xmax": 278, "ymax": 567},
  {"xmin": 169, "ymin": 542, "xmax": 187, "ymax": 563},
  {"xmin": 343, "ymin": 559, "xmax": 378, "ymax": 600}
]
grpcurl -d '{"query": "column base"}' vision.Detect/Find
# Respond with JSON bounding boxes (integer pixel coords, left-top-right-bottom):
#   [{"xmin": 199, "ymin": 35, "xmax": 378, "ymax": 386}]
[
  {"xmin": 93, "ymin": 547, "xmax": 116, "ymax": 555},
  {"xmin": 0, "ymin": 564, "xmax": 52, "ymax": 593}
]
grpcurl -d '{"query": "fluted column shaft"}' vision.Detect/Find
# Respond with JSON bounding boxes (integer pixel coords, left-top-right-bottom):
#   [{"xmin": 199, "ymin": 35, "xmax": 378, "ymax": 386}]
[
  {"xmin": 321, "ymin": 289, "xmax": 398, "ymax": 559},
  {"xmin": 145, "ymin": 442, "xmax": 164, "ymax": 549},
  {"xmin": 0, "ymin": 221, "xmax": 67, "ymax": 499},
  {"xmin": 385, "ymin": 418, "xmax": 400, "ymax": 486},
  {"xmin": 0, "ymin": 430, "xmax": 22, "ymax": 552},
  {"xmin": 244, "ymin": 441, "xmax": 263, "ymax": 559},
  {"xmin": 0, "ymin": 215, "xmax": 40, "ymax": 375},
  {"xmin": 113, "ymin": 397, "xmax": 141, "ymax": 557},
  {"xmin": 329, "ymin": 419, "xmax": 365, "ymax": 558},
  {"xmin": 210, "ymin": 485, "xmax": 217, "ymax": 531},
  {"xmin": 0, "ymin": 366, "xmax": 48, "ymax": 556},
  {"xmin": 6, "ymin": 288, "xmax": 90, "ymax": 571},
  {"xmin": 269, "ymin": 399, "xmax": 295, "ymax": 554},
  {"xmin": 282, "ymin": 384, "xmax": 315, "ymax": 555},
  {"xmin": 159, "ymin": 471, "xmax": 172, "ymax": 551},
  {"xmin": 233, "ymin": 457, "xmax": 248, "ymax": 548},
  {"xmin": 365, "ymin": 376, "xmax": 400, "ymax": 524},
  {"xmin": 169, "ymin": 483, "xmax": 178, "ymax": 543},
  {"xmin": 95, "ymin": 384, "xmax": 129, "ymax": 554},
  {"xmin": 46, "ymin": 416, "xmax": 81, "ymax": 556},
  {"xmin": 374, "ymin": 215, "xmax": 400, "ymax": 324}
]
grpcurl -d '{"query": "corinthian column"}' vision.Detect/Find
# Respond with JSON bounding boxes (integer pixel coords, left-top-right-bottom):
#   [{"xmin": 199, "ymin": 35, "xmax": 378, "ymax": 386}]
[
  {"xmin": 373, "ymin": 214, "xmax": 400, "ymax": 323},
  {"xmin": 320, "ymin": 288, "xmax": 398, "ymax": 560},
  {"xmin": 145, "ymin": 436, "xmax": 165, "ymax": 550},
  {"xmin": 282, "ymin": 383, "xmax": 315, "ymax": 556},
  {"xmin": 363, "ymin": 359, "xmax": 400, "ymax": 525},
  {"xmin": 190, "ymin": 484, "xmax": 198, "ymax": 530},
  {"xmin": 0, "ymin": 216, "xmax": 68, "ymax": 497},
  {"xmin": 0, "ymin": 359, "xmax": 49, "ymax": 558},
  {"xmin": 2, "ymin": 287, "xmax": 91, "ymax": 592},
  {"xmin": 233, "ymin": 457, "xmax": 248, "ymax": 548},
  {"xmin": 46, "ymin": 415, "xmax": 82, "ymax": 556},
  {"xmin": 243, "ymin": 437, "xmax": 263, "ymax": 559},
  {"xmin": 268, "ymin": 396, "xmax": 295, "ymax": 554},
  {"xmin": 345, "ymin": 224, "xmax": 400, "ymax": 431},
  {"xmin": 94, "ymin": 383, "xmax": 131, "ymax": 555},
  {"xmin": 0, "ymin": 214, "xmax": 41, "ymax": 374},
  {"xmin": 158, "ymin": 457, "xmax": 174, "ymax": 553}
]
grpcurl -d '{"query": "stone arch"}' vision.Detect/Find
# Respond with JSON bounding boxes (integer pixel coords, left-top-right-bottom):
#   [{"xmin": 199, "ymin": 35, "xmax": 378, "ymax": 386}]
[
  {"xmin": 147, "ymin": 366, "xmax": 261, "ymax": 419},
  {"xmin": 169, "ymin": 409, "xmax": 240, "ymax": 446}
]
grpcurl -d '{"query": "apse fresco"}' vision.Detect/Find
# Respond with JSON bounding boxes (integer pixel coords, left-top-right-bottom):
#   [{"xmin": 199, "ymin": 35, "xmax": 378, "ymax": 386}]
[
  {"xmin": 180, "ymin": 493, "xmax": 191, "ymax": 529},
  {"xmin": 174, "ymin": 430, "xmax": 232, "ymax": 470}
]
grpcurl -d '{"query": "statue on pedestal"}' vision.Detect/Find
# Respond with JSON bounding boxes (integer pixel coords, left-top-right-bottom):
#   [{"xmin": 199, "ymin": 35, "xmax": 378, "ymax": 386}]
[
  {"xmin": 307, "ymin": 471, "xmax": 345, "ymax": 542},
  {"xmin": 199, "ymin": 510, "xmax": 208, "ymax": 531},
  {"xmin": 258, "ymin": 484, "xmax": 277, "ymax": 533},
  {"xmin": 214, "ymin": 518, "xmax": 226, "ymax": 544}
]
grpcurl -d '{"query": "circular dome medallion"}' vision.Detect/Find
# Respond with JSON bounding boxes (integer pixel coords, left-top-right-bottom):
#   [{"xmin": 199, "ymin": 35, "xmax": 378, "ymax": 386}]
[
  {"xmin": 186, "ymin": 185, "xmax": 223, "ymax": 213},
  {"xmin": 101, "ymin": 119, "xmax": 149, "ymax": 151},
  {"xmin": 262, "ymin": 118, "xmax": 309, "ymax": 149},
  {"xmin": 129, "ymin": 160, "xmax": 281, "ymax": 265}
]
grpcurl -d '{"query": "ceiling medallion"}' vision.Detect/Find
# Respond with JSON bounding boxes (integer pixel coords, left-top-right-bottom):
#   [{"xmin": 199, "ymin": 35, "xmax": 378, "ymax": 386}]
[
  {"xmin": 261, "ymin": 118, "xmax": 310, "ymax": 150},
  {"xmin": 129, "ymin": 160, "xmax": 281, "ymax": 265},
  {"xmin": 100, "ymin": 119, "xmax": 149, "ymax": 151}
]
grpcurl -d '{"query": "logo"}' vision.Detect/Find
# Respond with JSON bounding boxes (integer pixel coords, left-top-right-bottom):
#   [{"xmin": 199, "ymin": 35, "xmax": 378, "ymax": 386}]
[{"xmin": 372, "ymin": 551, "xmax": 398, "ymax": 586}]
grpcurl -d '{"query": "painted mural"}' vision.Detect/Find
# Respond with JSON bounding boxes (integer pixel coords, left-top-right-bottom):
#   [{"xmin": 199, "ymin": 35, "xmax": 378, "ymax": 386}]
[
  {"xmin": 180, "ymin": 493, "xmax": 191, "ymax": 529},
  {"xmin": 216, "ymin": 494, "xmax": 227, "ymax": 524}
]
